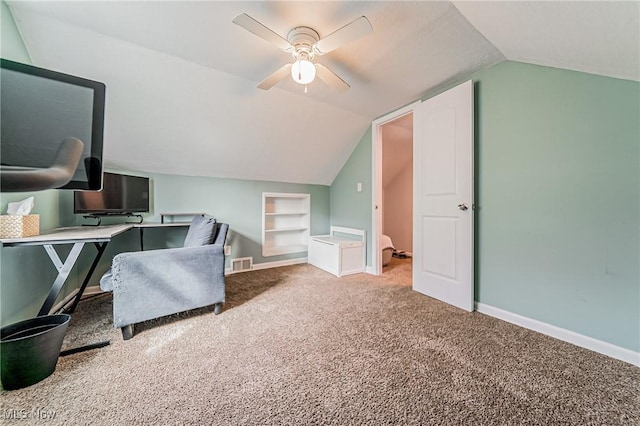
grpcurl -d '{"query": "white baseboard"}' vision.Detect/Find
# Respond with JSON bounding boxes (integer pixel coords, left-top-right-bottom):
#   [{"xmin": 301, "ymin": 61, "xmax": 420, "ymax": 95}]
[
  {"xmin": 225, "ymin": 257, "xmax": 308, "ymax": 275},
  {"xmin": 50, "ymin": 289, "xmax": 79, "ymax": 314},
  {"xmin": 82, "ymin": 285, "xmax": 104, "ymax": 298},
  {"xmin": 51, "ymin": 285, "xmax": 105, "ymax": 313},
  {"xmin": 475, "ymin": 302, "xmax": 640, "ymax": 367},
  {"xmin": 252, "ymin": 257, "xmax": 308, "ymax": 271}
]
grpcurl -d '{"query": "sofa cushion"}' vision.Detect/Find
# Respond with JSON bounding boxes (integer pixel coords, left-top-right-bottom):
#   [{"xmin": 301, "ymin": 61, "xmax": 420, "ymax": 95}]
[{"xmin": 183, "ymin": 215, "xmax": 217, "ymax": 247}]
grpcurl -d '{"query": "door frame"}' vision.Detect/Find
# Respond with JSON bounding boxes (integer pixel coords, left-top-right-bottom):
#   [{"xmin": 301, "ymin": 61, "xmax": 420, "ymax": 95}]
[{"xmin": 371, "ymin": 101, "xmax": 420, "ymax": 275}]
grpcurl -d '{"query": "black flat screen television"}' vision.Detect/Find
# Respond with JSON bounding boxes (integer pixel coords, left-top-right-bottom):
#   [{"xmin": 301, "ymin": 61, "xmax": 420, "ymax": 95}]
[
  {"xmin": 0, "ymin": 58, "xmax": 106, "ymax": 190},
  {"xmin": 74, "ymin": 172, "xmax": 150, "ymax": 215}
]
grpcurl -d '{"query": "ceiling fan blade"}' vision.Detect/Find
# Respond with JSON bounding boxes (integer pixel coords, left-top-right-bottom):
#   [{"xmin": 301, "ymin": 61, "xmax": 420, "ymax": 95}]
[
  {"xmin": 315, "ymin": 64, "xmax": 350, "ymax": 92},
  {"xmin": 233, "ymin": 13, "xmax": 292, "ymax": 51},
  {"xmin": 314, "ymin": 16, "xmax": 372, "ymax": 55},
  {"xmin": 257, "ymin": 64, "xmax": 292, "ymax": 90}
]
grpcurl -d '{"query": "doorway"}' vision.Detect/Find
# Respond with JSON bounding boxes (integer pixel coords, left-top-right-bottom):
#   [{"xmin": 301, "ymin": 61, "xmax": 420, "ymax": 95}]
[
  {"xmin": 372, "ymin": 82, "xmax": 474, "ymax": 311},
  {"xmin": 371, "ymin": 102, "xmax": 419, "ymax": 276},
  {"xmin": 381, "ymin": 114, "xmax": 413, "ymax": 273}
]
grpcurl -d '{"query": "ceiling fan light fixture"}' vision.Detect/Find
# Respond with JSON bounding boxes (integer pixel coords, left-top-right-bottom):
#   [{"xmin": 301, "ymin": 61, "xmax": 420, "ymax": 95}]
[
  {"xmin": 233, "ymin": 13, "xmax": 372, "ymax": 91},
  {"xmin": 291, "ymin": 59, "xmax": 316, "ymax": 85}
]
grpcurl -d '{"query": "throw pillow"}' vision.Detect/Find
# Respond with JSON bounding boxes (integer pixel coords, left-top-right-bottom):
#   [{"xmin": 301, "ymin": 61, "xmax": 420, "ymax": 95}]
[{"xmin": 183, "ymin": 214, "xmax": 217, "ymax": 247}]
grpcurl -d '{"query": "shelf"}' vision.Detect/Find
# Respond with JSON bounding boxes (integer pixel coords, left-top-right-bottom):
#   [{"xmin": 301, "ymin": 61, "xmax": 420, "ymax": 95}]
[
  {"xmin": 160, "ymin": 212, "xmax": 205, "ymax": 224},
  {"xmin": 265, "ymin": 227, "xmax": 308, "ymax": 233},
  {"xmin": 262, "ymin": 192, "xmax": 310, "ymax": 257},
  {"xmin": 137, "ymin": 222, "xmax": 190, "ymax": 228},
  {"xmin": 265, "ymin": 212, "xmax": 307, "ymax": 216}
]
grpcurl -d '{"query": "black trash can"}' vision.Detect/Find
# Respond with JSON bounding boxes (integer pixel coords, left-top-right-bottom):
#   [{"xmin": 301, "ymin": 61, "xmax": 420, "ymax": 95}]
[{"xmin": 1, "ymin": 314, "xmax": 71, "ymax": 390}]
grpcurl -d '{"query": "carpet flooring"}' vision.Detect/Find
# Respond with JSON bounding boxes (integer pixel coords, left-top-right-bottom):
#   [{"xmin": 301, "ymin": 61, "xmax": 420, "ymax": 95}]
[{"xmin": 1, "ymin": 258, "xmax": 638, "ymax": 425}]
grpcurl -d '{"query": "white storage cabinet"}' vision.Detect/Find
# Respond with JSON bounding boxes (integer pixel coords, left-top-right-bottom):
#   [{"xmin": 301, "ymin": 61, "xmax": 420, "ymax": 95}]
[{"xmin": 308, "ymin": 227, "xmax": 365, "ymax": 277}]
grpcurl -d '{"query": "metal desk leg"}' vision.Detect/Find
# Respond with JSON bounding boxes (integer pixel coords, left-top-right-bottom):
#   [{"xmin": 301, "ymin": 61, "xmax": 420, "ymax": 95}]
[
  {"xmin": 38, "ymin": 243, "xmax": 85, "ymax": 316},
  {"xmin": 66, "ymin": 241, "xmax": 109, "ymax": 314}
]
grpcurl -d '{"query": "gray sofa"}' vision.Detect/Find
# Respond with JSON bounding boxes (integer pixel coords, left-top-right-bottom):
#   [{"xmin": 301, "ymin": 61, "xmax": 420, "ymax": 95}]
[{"xmin": 101, "ymin": 216, "xmax": 228, "ymax": 340}]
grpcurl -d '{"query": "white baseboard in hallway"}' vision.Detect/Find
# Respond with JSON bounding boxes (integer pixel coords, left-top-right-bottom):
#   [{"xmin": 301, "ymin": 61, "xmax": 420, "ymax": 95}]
[{"xmin": 475, "ymin": 302, "xmax": 639, "ymax": 367}]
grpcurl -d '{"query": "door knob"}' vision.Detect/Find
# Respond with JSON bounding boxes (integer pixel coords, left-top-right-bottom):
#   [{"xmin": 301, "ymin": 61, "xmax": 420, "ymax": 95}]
[{"xmin": 458, "ymin": 203, "xmax": 468, "ymax": 211}]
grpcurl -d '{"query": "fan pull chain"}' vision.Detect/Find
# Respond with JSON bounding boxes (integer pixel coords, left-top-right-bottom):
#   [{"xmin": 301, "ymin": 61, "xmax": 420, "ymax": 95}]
[{"xmin": 304, "ymin": 85, "xmax": 308, "ymax": 94}]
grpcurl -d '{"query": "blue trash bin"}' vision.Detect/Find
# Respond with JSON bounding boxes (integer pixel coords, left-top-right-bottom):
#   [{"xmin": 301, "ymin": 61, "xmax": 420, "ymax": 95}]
[{"xmin": 1, "ymin": 314, "xmax": 70, "ymax": 390}]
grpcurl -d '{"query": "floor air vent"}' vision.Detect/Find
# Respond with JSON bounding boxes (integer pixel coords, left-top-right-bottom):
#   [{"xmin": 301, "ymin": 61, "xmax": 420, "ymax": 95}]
[{"xmin": 231, "ymin": 257, "xmax": 253, "ymax": 273}]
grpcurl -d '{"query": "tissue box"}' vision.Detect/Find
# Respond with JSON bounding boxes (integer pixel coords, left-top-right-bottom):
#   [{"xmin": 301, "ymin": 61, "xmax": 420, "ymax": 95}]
[{"xmin": 0, "ymin": 214, "xmax": 40, "ymax": 238}]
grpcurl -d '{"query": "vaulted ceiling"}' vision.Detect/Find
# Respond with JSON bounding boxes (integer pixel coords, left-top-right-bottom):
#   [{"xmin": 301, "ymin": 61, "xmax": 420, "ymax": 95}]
[{"xmin": 6, "ymin": 1, "xmax": 639, "ymax": 185}]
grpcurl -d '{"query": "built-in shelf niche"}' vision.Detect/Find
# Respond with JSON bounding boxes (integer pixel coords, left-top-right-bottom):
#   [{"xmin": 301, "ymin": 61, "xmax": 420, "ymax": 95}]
[{"xmin": 262, "ymin": 192, "xmax": 310, "ymax": 257}]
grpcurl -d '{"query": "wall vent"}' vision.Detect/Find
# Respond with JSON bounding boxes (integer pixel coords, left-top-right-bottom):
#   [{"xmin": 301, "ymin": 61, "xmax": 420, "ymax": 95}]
[{"xmin": 231, "ymin": 257, "xmax": 253, "ymax": 273}]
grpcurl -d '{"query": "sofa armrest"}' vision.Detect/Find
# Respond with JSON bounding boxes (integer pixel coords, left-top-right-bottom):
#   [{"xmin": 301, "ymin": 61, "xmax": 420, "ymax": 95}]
[{"xmin": 213, "ymin": 223, "xmax": 229, "ymax": 247}]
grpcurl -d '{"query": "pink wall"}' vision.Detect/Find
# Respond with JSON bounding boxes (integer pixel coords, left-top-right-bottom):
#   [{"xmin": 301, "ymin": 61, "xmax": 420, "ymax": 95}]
[{"xmin": 381, "ymin": 116, "xmax": 413, "ymax": 253}]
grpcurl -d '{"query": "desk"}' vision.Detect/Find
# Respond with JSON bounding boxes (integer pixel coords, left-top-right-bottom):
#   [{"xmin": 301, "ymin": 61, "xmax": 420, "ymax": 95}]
[
  {"xmin": 1, "ymin": 222, "xmax": 189, "ymax": 316},
  {"xmin": 2, "ymin": 225, "xmax": 131, "ymax": 316}
]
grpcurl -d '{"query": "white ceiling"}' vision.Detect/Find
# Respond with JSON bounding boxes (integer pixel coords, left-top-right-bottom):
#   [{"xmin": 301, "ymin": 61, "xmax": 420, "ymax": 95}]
[
  {"xmin": 454, "ymin": 1, "xmax": 640, "ymax": 82},
  {"xmin": 6, "ymin": 1, "xmax": 639, "ymax": 185}
]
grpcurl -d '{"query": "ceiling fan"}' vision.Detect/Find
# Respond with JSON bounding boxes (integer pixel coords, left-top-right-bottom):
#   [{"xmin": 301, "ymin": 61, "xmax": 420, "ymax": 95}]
[{"xmin": 232, "ymin": 13, "xmax": 373, "ymax": 92}]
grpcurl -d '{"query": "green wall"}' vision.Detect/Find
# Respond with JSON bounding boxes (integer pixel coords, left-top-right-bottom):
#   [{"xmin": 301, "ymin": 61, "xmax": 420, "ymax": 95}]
[
  {"xmin": 329, "ymin": 61, "xmax": 640, "ymax": 352},
  {"xmin": 473, "ymin": 61, "xmax": 639, "ymax": 352},
  {"xmin": 330, "ymin": 127, "xmax": 373, "ymax": 266},
  {"xmin": 146, "ymin": 172, "xmax": 330, "ymax": 265},
  {"xmin": 0, "ymin": 191, "xmax": 67, "ymax": 325},
  {"xmin": 67, "ymin": 170, "xmax": 331, "ymax": 274}
]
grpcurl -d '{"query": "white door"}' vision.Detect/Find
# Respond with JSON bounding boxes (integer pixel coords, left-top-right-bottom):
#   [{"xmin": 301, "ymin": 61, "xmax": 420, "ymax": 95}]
[{"xmin": 413, "ymin": 80, "xmax": 474, "ymax": 312}]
